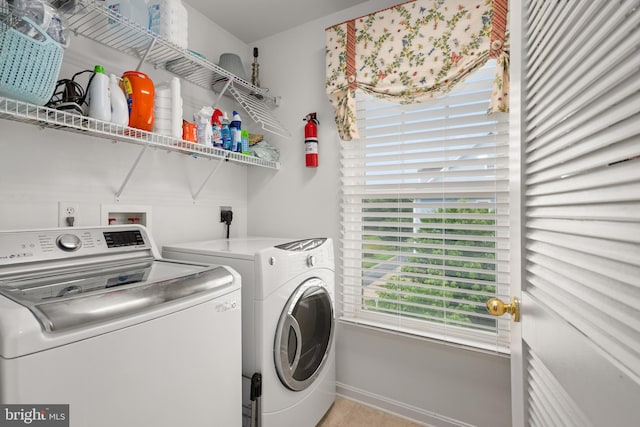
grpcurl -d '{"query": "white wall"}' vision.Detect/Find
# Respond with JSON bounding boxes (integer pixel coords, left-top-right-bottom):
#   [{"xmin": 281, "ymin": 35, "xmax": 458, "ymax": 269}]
[
  {"xmin": 249, "ymin": 2, "xmax": 512, "ymax": 426},
  {"xmin": 0, "ymin": 4, "xmax": 252, "ymax": 248}
]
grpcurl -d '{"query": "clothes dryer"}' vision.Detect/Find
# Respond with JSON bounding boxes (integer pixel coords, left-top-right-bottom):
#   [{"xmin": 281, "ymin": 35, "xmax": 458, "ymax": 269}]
[{"xmin": 163, "ymin": 237, "xmax": 336, "ymax": 427}]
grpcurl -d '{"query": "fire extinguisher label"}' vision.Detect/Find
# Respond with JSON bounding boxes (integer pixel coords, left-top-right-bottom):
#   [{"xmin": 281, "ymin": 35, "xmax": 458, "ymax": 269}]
[{"xmin": 305, "ymin": 139, "xmax": 318, "ymax": 154}]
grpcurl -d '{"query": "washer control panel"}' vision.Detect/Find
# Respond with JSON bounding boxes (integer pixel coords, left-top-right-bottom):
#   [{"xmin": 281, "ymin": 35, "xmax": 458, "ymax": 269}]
[
  {"xmin": 0, "ymin": 226, "xmax": 150, "ymax": 265},
  {"xmin": 56, "ymin": 234, "xmax": 83, "ymax": 251}
]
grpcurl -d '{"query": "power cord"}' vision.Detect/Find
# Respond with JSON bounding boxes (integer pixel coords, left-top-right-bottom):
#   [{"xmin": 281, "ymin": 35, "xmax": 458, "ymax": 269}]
[
  {"xmin": 46, "ymin": 69, "xmax": 96, "ymax": 112},
  {"xmin": 221, "ymin": 210, "xmax": 233, "ymax": 239}
]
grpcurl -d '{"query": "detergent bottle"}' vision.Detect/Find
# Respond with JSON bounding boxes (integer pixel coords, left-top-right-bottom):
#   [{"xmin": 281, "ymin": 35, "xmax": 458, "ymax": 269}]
[
  {"xmin": 109, "ymin": 74, "xmax": 129, "ymax": 126},
  {"xmin": 87, "ymin": 65, "xmax": 111, "ymax": 122},
  {"xmin": 121, "ymin": 70, "xmax": 155, "ymax": 131}
]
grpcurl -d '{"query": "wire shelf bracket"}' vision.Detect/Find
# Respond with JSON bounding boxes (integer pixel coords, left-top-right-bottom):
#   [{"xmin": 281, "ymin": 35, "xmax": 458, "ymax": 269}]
[
  {"xmin": 192, "ymin": 157, "xmax": 225, "ymax": 202},
  {"xmin": 115, "ymin": 144, "xmax": 148, "ymax": 202}
]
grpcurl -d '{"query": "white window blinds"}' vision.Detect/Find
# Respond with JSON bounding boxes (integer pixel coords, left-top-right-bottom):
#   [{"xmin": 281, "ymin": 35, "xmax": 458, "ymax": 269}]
[{"xmin": 340, "ymin": 60, "xmax": 511, "ymax": 352}]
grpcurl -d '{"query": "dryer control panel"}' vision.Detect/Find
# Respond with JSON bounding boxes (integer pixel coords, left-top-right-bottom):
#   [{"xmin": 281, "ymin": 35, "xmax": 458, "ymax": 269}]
[
  {"xmin": 257, "ymin": 238, "xmax": 335, "ymax": 300},
  {"xmin": 275, "ymin": 238, "xmax": 327, "ymax": 252}
]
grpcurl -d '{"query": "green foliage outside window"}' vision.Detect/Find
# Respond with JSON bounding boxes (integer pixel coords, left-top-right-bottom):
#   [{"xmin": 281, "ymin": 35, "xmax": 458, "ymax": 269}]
[{"xmin": 361, "ymin": 199, "xmax": 497, "ymax": 330}]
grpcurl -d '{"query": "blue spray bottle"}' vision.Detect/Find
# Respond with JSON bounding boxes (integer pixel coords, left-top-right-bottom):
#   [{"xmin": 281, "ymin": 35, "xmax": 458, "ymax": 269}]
[
  {"xmin": 230, "ymin": 110, "xmax": 242, "ymax": 152},
  {"xmin": 221, "ymin": 112, "xmax": 232, "ymax": 150}
]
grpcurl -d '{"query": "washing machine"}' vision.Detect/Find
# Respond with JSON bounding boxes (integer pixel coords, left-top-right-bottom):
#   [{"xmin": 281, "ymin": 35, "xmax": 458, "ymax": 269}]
[
  {"xmin": 163, "ymin": 237, "xmax": 336, "ymax": 427},
  {"xmin": 0, "ymin": 225, "xmax": 242, "ymax": 427}
]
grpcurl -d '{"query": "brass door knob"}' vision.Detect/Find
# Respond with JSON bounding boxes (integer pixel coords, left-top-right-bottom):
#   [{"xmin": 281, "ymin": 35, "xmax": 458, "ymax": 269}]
[{"xmin": 486, "ymin": 297, "xmax": 520, "ymax": 322}]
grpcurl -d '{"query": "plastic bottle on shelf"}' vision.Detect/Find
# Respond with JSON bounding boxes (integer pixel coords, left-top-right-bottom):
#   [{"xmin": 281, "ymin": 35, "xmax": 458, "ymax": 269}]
[
  {"xmin": 121, "ymin": 70, "xmax": 155, "ymax": 131},
  {"xmin": 148, "ymin": 1, "xmax": 160, "ymax": 31},
  {"xmin": 109, "ymin": 74, "xmax": 129, "ymax": 126},
  {"xmin": 220, "ymin": 112, "xmax": 231, "ymax": 150},
  {"xmin": 195, "ymin": 106, "xmax": 213, "ymax": 146},
  {"xmin": 88, "ymin": 65, "xmax": 111, "ymax": 122},
  {"xmin": 241, "ymin": 129, "xmax": 249, "ymax": 155},
  {"xmin": 229, "ymin": 110, "xmax": 242, "ymax": 152},
  {"xmin": 211, "ymin": 121, "xmax": 222, "ymax": 148},
  {"xmin": 211, "ymin": 108, "xmax": 223, "ymax": 148}
]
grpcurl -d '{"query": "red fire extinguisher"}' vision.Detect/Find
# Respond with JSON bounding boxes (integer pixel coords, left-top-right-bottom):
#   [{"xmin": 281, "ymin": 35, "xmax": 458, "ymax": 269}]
[{"xmin": 304, "ymin": 113, "xmax": 319, "ymax": 168}]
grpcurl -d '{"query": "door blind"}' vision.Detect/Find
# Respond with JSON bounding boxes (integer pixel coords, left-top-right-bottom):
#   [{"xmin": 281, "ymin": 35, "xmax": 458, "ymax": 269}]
[
  {"xmin": 340, "ymin": 61, "xmax": 511, "ymax": 352},
  {"xmin": 524, "ymin": 0, "xmax": 640, "ymax": 424}
]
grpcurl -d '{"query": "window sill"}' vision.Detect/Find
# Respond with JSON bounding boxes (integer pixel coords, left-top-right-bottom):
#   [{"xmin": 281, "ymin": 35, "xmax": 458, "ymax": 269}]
[{"xmin": 337, "ymin": 317, "xmax": 511, "ymax": 359}]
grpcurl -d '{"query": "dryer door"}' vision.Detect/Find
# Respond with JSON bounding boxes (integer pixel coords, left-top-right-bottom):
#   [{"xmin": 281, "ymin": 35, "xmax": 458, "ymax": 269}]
[{"xmin": 274, "ymin": 277, "xmax": 334, "ymax": 391}]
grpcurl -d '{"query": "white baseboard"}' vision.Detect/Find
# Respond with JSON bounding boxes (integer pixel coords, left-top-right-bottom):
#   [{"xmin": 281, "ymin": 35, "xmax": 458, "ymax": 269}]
[{"xmin": 336, "ymin": 382, "xmax": 476, "ymax": 427}]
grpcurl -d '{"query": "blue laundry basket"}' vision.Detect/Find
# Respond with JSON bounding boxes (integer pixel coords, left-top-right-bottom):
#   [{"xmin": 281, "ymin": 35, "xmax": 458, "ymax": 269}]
[{"xmin": 0, "ymin": 15, "xmax": 64, "ymax": 105}]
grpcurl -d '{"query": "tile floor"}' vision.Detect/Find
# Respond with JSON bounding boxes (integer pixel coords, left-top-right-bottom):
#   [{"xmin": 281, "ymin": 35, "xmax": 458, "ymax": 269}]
[{"xmin": 317, "ymin": 397, "xmax": 424, "ymax": 427}]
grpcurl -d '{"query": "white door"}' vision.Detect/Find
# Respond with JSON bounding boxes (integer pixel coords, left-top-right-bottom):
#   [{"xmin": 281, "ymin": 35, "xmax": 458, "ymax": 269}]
[{"xmin": 501, "ymin": 2, "xmax": 640, "ymax": 426}]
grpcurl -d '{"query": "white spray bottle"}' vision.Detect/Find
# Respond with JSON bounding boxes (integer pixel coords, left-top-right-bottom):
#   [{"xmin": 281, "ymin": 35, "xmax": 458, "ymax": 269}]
[
  {"xmin": 109, "ymin": 73, "xmax": 129, "ymax": 126},
  {"xmin": 88, "ymin": 65, "xmax": 111, "ymax": 122}
]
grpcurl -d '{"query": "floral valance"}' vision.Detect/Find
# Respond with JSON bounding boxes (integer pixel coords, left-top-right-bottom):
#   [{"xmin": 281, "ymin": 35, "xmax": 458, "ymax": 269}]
[{"xmin": 325, "ymin": 0, "xmax": 509, "ymax": 140}]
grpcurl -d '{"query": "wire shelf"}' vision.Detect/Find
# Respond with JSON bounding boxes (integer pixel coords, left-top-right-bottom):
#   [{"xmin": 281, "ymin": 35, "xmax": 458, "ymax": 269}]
[
  {"xmin": 229, "ymin": 85, "xmax": 288, "ymax": 138},
  {"xmin": 0, "ymin": 96, "xmax": 281, "ymax": 169},
  {"xmin": 62, "ymin": 0, "xmax": 291, "ymax": 138}
]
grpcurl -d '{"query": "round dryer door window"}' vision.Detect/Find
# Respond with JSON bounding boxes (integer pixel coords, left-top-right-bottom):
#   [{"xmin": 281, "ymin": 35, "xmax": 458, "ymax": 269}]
[{"xmin": 274, "ymin": 278, "xmax": 334, "ymax": 391}]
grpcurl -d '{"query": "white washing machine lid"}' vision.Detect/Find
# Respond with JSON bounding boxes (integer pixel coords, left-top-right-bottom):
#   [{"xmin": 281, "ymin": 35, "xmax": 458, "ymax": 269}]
[
  {"xmin": 0, "ymin": 225, "xmax": 241, "ymax": 358},
  {"xmin": 163, "ymin": 237, "xmax": 298, "ymax": 260},
  {"xmin": 0, "ymin": 259, "xmax": 233, "ymax": 333}
]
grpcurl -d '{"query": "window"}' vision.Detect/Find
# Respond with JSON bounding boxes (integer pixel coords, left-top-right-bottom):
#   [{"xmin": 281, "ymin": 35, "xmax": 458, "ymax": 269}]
[{"xmin": 340, "ymin": 60, "xmax": 511, "ymax": 352}]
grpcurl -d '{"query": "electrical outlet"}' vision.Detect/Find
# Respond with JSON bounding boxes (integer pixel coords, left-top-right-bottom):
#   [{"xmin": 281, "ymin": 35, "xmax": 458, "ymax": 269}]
[
  {"xmin": 58, "ymin": 202, "xmax": 80, "ymax": 227},
  {"xmin": 220, "ymin": 206, "xmax": 232, "ymax": 223}
]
